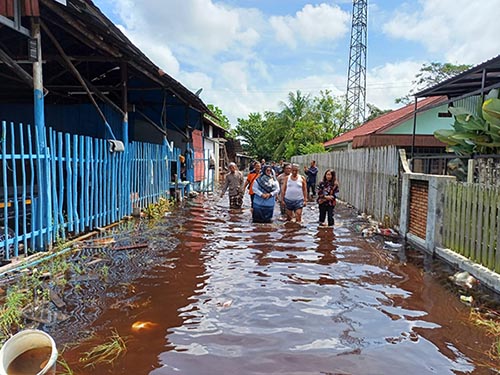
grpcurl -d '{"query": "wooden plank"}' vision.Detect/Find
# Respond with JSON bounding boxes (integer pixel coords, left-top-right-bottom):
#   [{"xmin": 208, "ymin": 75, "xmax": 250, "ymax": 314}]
[
  {"xmin": 476, "ymin": 184, "xmax": 484, "ymax": 264},
  {"xmin": 470, "ymin": 184, "xmax": 478, "ymax": 261},
  {"xmin": 84, "ymin": 137, "xmax": 90, "ymax": 228},
  {"xmin": 34, "ymin": 125, "xmax": 43, "ymax": 250},
  {"xmin": 463, "ymin": 183, "xmax": 472, "ymax": 258},
  {"xmin": 482, "ymin": 186, "xmax": 491, "ymax": 266},
  {"xmin": 495, "ymin": 188, "xmax": 500, "ymax": 274},
  {"xmin": 449, "ymin": 182, "xmax": 457, "ymax": 250},
  {"xmin": 65, "ymin": 133, "xmax": 73, "ymax": 232},
  {"xmin": 57, "ymin": 132, "xmax": 65, "ymax": 237},
  {"xmin": 19, "ymin": 123, "xmax": 28, "ymax": 254},
  {"xmin": 9, "ymin": 123, "xmax": 19, "ymax": 256},
  {"xmin": 456, "ymin": 184, "xmax": 464, "ymax": 252},
  {"xmin": 48, "ymin": 128, "xmax": 59, "ymax": 243},
  {"xmin": 444, "ymin": 182, "xmax": 452, "ymax": 247},
  {"xmin": 27, "ymin": 125, "xmax": 36, "ymax": 252},
  {"xmin": 72, "ymin": 134, "xmax": 79, "ymax": 231},
  {"xmin": 459, "ymin": 182, "xmax": 468, "ymax": 254},
  {"xmin": 488, "ymin": 186, "xmax": 497, "ymax": 269},
  {"xmin": 2, "ymin": 122, "xmax": 9, "ymax": 259},
  {"xmin": 78, "ymin": 135, "xmax": 84, "ymax": 232},
  {"xmin": 89, "ymin": 139, "xmax": 95, "ymax": 227}
]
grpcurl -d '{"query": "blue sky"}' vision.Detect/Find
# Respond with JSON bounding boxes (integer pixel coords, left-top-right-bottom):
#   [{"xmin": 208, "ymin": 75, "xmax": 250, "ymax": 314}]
[{"xmin": 92, "ymin": 0, "xmax": 500, "ymax": 125}]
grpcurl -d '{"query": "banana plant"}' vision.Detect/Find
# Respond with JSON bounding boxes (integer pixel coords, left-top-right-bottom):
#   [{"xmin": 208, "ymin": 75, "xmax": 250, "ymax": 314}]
[{"xmin": 434, "ymin": 90, "xmax": 500, "ymax": 155}]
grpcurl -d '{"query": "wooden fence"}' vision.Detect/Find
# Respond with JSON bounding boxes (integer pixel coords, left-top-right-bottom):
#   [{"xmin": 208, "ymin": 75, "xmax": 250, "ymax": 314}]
[
  {"xmin": 443, "ymin": 182, "xmax": 500, "ymax": 273},
  {"xmin": 1, "ymin": 120, "xmax": 202, "ymax": 260},
  {"xmin": 292, "ymin": 146, "xmax": 400, "ymax": 225}
]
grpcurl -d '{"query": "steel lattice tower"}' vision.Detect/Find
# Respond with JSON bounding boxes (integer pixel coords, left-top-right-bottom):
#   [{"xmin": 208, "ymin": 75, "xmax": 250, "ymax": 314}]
[{"xmin": 345, "ymin": 0, "xmax": 367, "ymax": 129}]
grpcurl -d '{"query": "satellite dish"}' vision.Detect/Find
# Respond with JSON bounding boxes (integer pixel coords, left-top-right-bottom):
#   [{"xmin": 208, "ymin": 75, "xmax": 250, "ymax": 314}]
[{"xmin": 195, "ymin": 88, "xmax": 203, "ymax": 96}]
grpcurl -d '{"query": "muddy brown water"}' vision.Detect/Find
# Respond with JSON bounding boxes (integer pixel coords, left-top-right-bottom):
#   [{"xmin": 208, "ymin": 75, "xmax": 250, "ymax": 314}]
[{"xmin": 40, "ymin": 196, "xmax": 498, "ymax": 374}]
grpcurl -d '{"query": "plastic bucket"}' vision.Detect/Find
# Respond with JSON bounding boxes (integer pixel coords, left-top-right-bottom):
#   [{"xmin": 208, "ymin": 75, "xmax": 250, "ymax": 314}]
[{"xmin": 0, "ymin": 329, "xmax": 58, "ymax": 375}]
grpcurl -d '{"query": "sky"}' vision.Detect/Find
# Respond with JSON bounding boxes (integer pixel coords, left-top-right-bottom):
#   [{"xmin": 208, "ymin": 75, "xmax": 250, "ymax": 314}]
[{"xmin": 92, "ymin": 0, "xmax": 500, "ymax": 125}]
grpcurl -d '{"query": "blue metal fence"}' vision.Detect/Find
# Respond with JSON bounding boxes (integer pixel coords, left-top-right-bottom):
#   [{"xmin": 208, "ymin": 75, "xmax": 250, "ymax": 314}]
[{"xmin": 1, "ymin": 120, "xmax": 193, "ymax": 260}]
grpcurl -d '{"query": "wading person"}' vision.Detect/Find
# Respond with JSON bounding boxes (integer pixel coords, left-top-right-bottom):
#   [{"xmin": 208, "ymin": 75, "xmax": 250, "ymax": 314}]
[
  {"xmin": 277, "ymin": 163, "xmax": 291, "ymax": 220},
  {"xmin": 243, "ymin": 162, "xmax": 261, "ymax": 208},
  {"xmin": 252, "ymin": 165, "xmax": 280, "ymax": 223},
  {"xmin": 220, "ymin": 162, "xmax": 244, "ymax": 209},
  {"xmin": 317, "ymin": 169, "xmax": 339, "ymax": 227},
  {"xmin": 304, "ymin": 160, "xmax": 318, "ymax": 200},
  {"xmin": 281, "ymin": 164, "xmax": 307, "ymax": 223}
]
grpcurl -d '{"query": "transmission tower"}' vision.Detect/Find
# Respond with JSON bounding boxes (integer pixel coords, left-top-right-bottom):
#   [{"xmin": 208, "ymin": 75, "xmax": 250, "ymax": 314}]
[{"xmin": 345, "ymin": 0, "xmax": 367, "ymax": 129}]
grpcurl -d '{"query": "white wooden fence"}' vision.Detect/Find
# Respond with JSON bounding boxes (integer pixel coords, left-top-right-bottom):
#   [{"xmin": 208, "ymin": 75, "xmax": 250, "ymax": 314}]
[{"xmin": 292, "ymin": 146, "xmax": 400, "ymax": 225}]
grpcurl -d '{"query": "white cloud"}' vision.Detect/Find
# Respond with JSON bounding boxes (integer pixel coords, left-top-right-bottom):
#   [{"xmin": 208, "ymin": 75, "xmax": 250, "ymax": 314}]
[
  {"xmin": 116, "ymin": 25, "xmax": 180, "ymax": 75},
  {"xmin": 383, "ymin": 0, "xmax": 500, "ymax": 64},
  {"xmin": 113, "ymin": 0, "xmax": 261, "ymax": 56},
  {"xmin": 270, "ymin": 3, "xmax": 350, "ymax": 48},
  {"xmin": 366, "ymin": 61, "xmax": 423, "ymax": 110}
]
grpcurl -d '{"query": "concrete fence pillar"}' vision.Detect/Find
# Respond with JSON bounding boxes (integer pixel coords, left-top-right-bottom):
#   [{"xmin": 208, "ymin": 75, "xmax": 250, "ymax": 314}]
[{"xmin": 400, "ymin": 173, "xmax": 455, "ymax": 253}]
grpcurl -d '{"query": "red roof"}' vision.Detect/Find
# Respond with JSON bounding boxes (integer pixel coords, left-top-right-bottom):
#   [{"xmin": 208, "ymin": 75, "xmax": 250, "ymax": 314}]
[{"xmin": 323, "ymin": 96, "xmax": 447, "ymax": 148}]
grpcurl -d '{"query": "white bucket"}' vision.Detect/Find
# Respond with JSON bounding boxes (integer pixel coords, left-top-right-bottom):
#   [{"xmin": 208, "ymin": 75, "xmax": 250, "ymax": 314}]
[{"xmin": 0, "ymin": 329, "xmax": 58, "ymax": 375}]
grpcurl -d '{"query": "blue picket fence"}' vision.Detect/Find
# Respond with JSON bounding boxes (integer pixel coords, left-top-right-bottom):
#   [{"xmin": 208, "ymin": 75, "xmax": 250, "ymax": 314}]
[{"xmin": 1, "ymin": 120, "xmax": 198, "ymax": 260}]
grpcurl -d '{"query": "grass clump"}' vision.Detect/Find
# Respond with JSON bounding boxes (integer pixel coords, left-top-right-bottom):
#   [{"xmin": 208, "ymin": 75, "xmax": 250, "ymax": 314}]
[
  {"xmin": 470, "ymin": 309, "xmax": 500, "ymax": 362},
  {"xmin": 79, "ymin": 329, "xmax": 128, "ymax": 368},
  {"xmin": 0, "ymin": 286, "xmax": 30, "ymax": 343}
]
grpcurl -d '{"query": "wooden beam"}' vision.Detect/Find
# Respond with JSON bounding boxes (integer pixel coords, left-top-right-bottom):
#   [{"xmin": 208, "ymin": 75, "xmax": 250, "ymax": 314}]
[
  {"xmin": 0, "ymin": 45, "xmax": 33, "ymax": 88},
  {"xmin": 41, "ymin": 20, "xmax": 108, "ymax": 124}
]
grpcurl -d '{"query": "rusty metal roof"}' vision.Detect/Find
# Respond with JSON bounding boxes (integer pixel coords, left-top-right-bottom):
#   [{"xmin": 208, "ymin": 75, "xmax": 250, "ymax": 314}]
[{"xmin": 0, "ymin": 0, "xmax": 39, "ymax": 17}]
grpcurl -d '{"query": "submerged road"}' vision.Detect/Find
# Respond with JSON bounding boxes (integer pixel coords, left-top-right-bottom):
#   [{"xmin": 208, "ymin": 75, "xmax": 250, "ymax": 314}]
[{"xmin": 55, "ymin": 195, "xmax": 497, "ymax": 374}]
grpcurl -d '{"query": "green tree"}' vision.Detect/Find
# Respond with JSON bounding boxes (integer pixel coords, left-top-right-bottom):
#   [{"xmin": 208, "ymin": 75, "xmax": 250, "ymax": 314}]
[
  {"xmin": 235, "ymin": 90, "xmax": 347, "ymax": 161},
  {"xmin": 366, "ymin": 103, "xmax": 392, "ymax": 122},
  {"xmin": 207, "ymin": 104, "xmax": 231, "ymax": 130},
  {"xmin": 396, "ymin": 62, "xmax": 471, "ymax": 105},
  {"xmin": 235, "ymin": 113, "xmax": 273, "ymax": 160}
]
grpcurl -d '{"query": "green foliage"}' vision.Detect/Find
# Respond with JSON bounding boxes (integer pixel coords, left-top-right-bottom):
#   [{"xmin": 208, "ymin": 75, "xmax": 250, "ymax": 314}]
[
  {"xmin": 366, "ymin": 103, "xmax": 392, "ymax": 122},
  {"xmin": 207, "ymin": 104, "xmax": 231, "ymax": 130},
  {"xmin": 143, "ymin": 197, "xmax": 174, "ymax": 220},
  {"xmin": 396, "ymin": 62, "xmax": 471, "ymax": 105},
  {"xmin": 79, "ymin": 329, "xmax": 127, "ymax": 368},
  {"xmin": 0, "ymin": 286, "xmax": 29, "ymax": 342},
  {"xmin": 235, "ymin": 113, "xmax": 273, "ymax": 159},
  {"xmin": 235, "ymin": 90, "xmax": 346, "ymax": 160},
  {"xmin": 434, "ymin": 92, "xmax": 500, "ymax": 155}
]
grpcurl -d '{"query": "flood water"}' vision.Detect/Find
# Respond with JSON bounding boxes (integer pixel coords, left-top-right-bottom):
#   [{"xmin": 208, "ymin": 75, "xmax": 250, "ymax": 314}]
[{"xmin": 47, "ymin": 195, "xmax": 498, "ymax": 374}]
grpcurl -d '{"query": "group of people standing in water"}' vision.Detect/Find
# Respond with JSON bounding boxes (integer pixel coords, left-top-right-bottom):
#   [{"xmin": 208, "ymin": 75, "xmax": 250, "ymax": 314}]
[{"xmin": 220, "ymin": 160, "xmax": 339, "ymax": 227}]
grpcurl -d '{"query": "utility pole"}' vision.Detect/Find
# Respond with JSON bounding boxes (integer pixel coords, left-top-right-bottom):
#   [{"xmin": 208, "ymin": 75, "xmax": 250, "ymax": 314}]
[{"xmin": 345, "ymin": 0, "xmax": 368, "ymax": 129}]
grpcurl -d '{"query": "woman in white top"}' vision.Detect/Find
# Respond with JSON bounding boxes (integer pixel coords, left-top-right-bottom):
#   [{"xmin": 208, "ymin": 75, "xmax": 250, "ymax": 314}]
[{"xmin": 281, "ymin": 164, "xmax": 307, "ymax": 223}]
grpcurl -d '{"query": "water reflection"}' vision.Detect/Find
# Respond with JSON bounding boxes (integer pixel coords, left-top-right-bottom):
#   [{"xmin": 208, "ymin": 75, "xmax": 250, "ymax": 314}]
[{"xmin": 52, "ymin": 196, "xmax": 495, "ymax": 375}]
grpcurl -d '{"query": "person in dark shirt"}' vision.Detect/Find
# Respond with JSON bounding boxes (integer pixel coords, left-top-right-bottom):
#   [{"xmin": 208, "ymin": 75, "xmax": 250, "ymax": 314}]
[
  {"xmin": 304, "ymin": 160, "xmax": 318, "ymax": 199},
  {"xmin": 317, "ymin": 169, "xmax": 339, "ymax": 227}
]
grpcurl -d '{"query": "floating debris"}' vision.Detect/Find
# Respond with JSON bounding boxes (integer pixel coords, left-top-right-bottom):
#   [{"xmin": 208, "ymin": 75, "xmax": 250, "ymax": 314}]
[
  {"xmin": 460, "ymin": 295, "xmax": 474, "ymax": 304},
  {"xmin": 449, "ymin": 271, "xmax": 478, "ymax": 289},
  {"xmin": 131, "ymin": 321, "xmax": 158, "ymax": 332},
  {"xmin": 384, "ymin": 241, "xmax": 403, "ymax": 249}
]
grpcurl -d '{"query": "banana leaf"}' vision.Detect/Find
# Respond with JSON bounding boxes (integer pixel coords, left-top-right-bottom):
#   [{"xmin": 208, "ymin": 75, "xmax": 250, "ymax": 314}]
[
  {"xmin": 485, "ymin": 88, "xmax": 499, "ymax": 100},
  {"xmin": 448, "ymin": 106, "xmax": 472, "ymax": 117},
  {"xmin": 434, "ymin": 129, "xmax": 460, "ymax": 145},
  {"xmin": 456, "ymin": 116, "xmax": 486, "ymax": 131},
  {"xmin": 482, "ymin": 98, "xmax": 500, "ymax": 126}
]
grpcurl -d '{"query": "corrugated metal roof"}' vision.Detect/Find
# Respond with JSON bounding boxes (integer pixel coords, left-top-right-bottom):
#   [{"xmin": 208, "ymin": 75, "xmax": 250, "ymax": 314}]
[
  {"xmin": 415, "ymin": 54, "xmax": 500, "ymax": 98},
  {"xmin": 323, "ymin": 96, "xmax": 446, "ymax": 148}
]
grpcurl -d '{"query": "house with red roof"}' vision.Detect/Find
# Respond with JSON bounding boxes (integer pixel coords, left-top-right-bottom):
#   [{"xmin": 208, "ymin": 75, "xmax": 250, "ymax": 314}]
[{"xmin": 324, "ymin": 96, "xmax": 450, "ymax": 152}]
